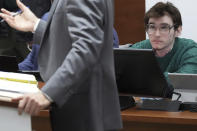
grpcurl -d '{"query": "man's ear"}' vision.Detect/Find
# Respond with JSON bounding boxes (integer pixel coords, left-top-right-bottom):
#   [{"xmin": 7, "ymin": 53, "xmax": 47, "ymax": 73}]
[{"xmin": 175, "ymin": 26, "xmax": 182, "ymax": 37}]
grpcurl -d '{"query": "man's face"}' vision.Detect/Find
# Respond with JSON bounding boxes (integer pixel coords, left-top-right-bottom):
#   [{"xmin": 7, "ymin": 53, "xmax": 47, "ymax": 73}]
[{"xmin": 147, "ymin": 15, "xmax": 179, "ymax": 52}]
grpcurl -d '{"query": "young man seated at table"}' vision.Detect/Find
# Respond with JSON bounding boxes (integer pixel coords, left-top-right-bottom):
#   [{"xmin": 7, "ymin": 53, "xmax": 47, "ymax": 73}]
[{"xmin": 129, "ymin": 2, "xmax": 197, "ymax": 79}]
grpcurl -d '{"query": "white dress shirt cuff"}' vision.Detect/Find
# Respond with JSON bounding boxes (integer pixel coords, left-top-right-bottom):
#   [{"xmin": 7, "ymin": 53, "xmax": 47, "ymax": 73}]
[
  {"xmin": 32, "ymin": 19, "xmax": 40, "ymax": 33},
  {"xmin": 42, "ymin": 91, "xmax": 53, "ymax": 103}
]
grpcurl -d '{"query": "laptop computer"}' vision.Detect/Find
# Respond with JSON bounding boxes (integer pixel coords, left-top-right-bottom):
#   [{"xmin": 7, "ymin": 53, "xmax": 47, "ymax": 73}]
[
  {"xmin": 169, "ymin": 73, "xmax": 197, "ymax": 102},
  {"xmin": 114, "ymin": 48, "xmax": 172, "ymax": 110},
  {"xmin": 114, "ymin": 48, "xmax": 170, "ymax": 97},
  {"xmin": 168, "ymin": 73, "xmax": 197, "ymax": 90},
  {"xmin": 0, "ymin": 55, "xmax": 19, "ymax": 72}
]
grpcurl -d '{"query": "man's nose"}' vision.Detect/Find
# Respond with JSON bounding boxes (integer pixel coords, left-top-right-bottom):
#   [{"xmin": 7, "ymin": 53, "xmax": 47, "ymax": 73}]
[{"xmin": 155, "ymin": 28, "xmax": 161, "ymax": 36}]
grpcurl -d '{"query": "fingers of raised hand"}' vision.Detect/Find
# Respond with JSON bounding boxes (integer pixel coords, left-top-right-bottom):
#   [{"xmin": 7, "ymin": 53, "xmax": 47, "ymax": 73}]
[
  {"xmin": 0, "ymin": 12, "xmax": 14, "ymax": 21},
  {"xmin": 1, "ymin": 8, "xmax": 12, "ymax": 16},
  {"xmin": 16, "ymin": 0, "xmax": 28, "ymax": 12}
]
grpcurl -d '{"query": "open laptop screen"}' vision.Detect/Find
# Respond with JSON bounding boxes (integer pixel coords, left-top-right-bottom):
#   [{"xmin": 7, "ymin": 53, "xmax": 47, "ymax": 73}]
[
  {"xmin": 169, "ymin": 73, "xmax": 197, "ymax": 102},
  {"xmin": 168, "ymin": 73, "xmax": 197, "ymax": 90},
  {"xmin": 114, "ymin": 48, "xmax": 171, "ymax": 98}
]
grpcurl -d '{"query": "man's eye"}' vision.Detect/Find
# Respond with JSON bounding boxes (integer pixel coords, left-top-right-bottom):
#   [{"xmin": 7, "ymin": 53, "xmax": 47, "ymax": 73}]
[
  {"xmin": 149, "ymin": 25, "xmax": 155, "ymax": 29},
  {"xmin": 160, "ymin": 26, "xmax": 168, "ymax": 30}
]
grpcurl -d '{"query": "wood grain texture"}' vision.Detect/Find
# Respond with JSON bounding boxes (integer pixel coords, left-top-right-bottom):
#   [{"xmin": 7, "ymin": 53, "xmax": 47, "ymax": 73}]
[
  {"xmin": 121, "ymin": 107, "xmax": 197, "ymax": 131},
  {"xmin": 114, "ymin": 0, "xmax": 146, "ymax": 44}
]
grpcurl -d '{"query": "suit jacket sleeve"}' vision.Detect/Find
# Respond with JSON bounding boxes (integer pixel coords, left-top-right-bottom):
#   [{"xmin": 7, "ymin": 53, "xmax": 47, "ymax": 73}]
[
  {"xmin": 33, "ymin": 20, "xmax": 47, "ymax": 45},
  {"xmin": 42, "ymin": 0, "xmax": 105, "ymax": 107}
]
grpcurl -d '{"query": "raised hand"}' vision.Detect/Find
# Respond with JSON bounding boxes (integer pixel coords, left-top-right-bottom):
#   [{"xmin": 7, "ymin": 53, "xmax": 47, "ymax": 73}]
[{"xmin": 0, "ymin": 0, "xmax": 39, "ymax": 32}]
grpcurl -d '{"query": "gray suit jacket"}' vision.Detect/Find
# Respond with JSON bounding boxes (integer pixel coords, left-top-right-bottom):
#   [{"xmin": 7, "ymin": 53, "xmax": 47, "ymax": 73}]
[{"xmin": 33, "ymin": 0, "xmax": 122, "ymax": 130}]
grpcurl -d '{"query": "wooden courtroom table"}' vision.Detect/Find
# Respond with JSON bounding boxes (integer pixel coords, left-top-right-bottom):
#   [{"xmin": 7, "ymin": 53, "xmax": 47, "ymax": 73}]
[
  {"xmin": 32, "ymin": 110, "xmax": 51, "ymax": 131},
  {"xmin": 33, "ymin": 105, "xmax": 197, "ymax": 131},
  {"xmin": 18, "ymin": 82, "xmax": 197, "ymax": 131},
  {"xmin": 121, "ymin": 107, "xmax": 197, "ymax": 131},
  {"xmin": 2, "ymin": 101, "xmax": 197, "ymax": 131},
  {"xmin": 4, "ymin": 82, "xmax": 197, "ymax": 131}
]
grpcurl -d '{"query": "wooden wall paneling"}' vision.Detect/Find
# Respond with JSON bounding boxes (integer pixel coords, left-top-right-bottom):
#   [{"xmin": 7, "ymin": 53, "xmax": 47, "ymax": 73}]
[{"xmin": 114, "ymin": 0, "xmax": 145, "ymax": 44}]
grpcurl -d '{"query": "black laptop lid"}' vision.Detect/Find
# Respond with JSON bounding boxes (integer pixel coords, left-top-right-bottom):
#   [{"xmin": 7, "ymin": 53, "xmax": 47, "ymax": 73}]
[
  {"xmin": 0, "ymin": 55, "xmax": 19, "ymax": 72},
  {"xmin": 114, "ymin": 48, "xmax": 171, "ymax": 98}
]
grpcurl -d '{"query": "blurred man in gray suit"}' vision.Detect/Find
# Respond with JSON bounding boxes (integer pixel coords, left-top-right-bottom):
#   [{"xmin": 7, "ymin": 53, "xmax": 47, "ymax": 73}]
[{"xmin": 0, "ymin": 0, "xmax": 122, "ymax": 130}]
